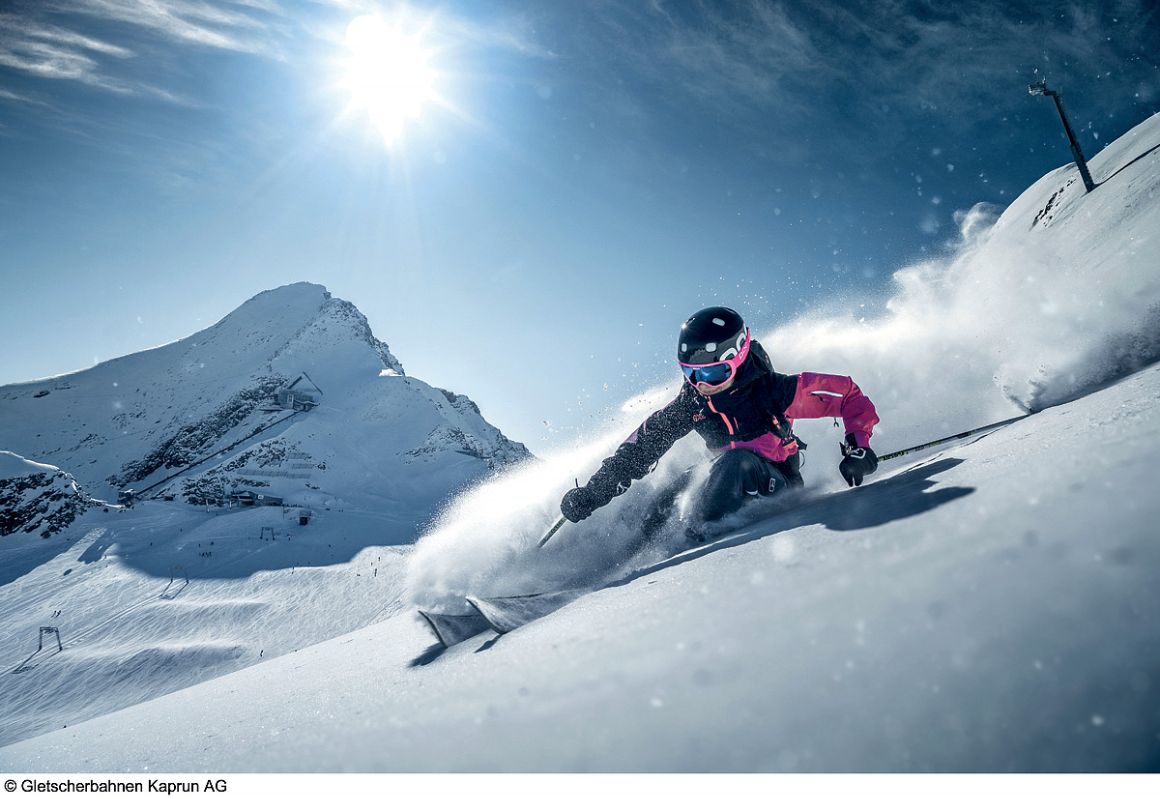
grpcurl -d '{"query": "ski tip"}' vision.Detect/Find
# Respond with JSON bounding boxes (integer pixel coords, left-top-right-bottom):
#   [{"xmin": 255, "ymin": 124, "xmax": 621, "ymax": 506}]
[
  {"xmin": 465, "ymin": 595, "xmax": 509, "ymax": 633},
  {"xmin": 417, "ymin": 606, "xmax": 493, "ymax": 648},
  {"xmin": 416, "ymin": 609, "xmax": 449, "ymax": 648}
]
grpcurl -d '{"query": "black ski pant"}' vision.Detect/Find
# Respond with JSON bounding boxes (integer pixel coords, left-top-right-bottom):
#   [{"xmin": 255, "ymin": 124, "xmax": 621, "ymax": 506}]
[
  {"xmin": 641, "ymin": 448, "xmax": 800, "ymax": 536},
  {"xmin": 692, "ymin": 448, "xmax": 793, "ymax": 523}
]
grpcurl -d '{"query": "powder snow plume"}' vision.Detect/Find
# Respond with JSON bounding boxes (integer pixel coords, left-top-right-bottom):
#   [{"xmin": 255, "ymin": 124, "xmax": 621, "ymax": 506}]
[
  {"xmin": 764, "ymin": 113, "xmax": 1160, "ymax": 458},
  {"xmin": 406, "ymin": 113, "xmax": 1160, "ymax": 610},
  {"xmin": 404, "ymin": 386, "xmax": 716, "ymax": 612}
]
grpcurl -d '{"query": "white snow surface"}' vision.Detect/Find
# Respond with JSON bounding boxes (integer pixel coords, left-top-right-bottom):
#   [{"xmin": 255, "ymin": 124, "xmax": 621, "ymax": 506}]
[
  {"xmin": 1, "ymin": 362, "xmax": 1158, "ymax": 771},
  {"xmin": 1, "ymin": 114, "xmax": 1159, "ymax": 771}
]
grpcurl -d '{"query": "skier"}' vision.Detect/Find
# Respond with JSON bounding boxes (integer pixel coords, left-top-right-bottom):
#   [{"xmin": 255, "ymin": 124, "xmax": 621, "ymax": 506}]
[{"xmin": 560, "ymin": 306, "xmax": 880, "ymax": 540}]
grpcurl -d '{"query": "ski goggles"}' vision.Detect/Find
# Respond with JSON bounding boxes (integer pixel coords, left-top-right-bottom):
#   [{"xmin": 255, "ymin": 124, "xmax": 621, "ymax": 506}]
[{"xmin": 678, "ymin": 329, "xmax": 751, "ymax": 389}]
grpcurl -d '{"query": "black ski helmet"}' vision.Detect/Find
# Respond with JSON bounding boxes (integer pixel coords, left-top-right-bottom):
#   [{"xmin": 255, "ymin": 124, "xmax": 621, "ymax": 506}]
[{"xmin": 677, "ymin": 306, "xmax": 748, "ymax": 365}]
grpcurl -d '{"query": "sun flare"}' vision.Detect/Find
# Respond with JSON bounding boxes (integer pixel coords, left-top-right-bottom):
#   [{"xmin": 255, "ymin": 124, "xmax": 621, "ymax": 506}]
[{"xmin": 341, "ymin": 14, "xmax": 437, "ymax": 145}]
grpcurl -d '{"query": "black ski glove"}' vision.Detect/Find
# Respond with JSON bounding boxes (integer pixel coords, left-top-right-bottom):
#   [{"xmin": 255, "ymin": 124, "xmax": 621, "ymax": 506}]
[
  {"xmin": 561, "ymin": 485, "xmax": 602, "ymax": 523},
  {"xmin": 839, "ymin": 433, "xmax": 878, "ymax": 487}
]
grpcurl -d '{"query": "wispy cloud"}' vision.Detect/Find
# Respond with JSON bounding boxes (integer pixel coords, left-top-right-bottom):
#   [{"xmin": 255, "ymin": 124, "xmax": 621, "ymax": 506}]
[
  {"xmin": 0, "ymin": 84, "xmax": 52, "ymax": 107},
  {"xmin": 804, "ymin": 0, "xmax": 1147, "ymax": 113},
  {"xmin": 0, "ymin": 13, "xmax": 139, "ymax": 93},
  {"xmin": 444, "ymin": 10, "xmax": 559, "ymax": 62},
  {"xmin": 653, "ymin": 1, "xmax": 823, "ymax": 107},
  {"xmin": 59, "ymin": 0, "xmax": 288, "ymax": 56},
  {"xmin": 565, "ymin": 0, "xmax": 1158, "ymax": 153},
  {"xmin": 0, "ymin": 0, "xmax": 289, "ymax": 102},
  {"xmin": 303, "ymin": 0, "xmax": 559, "ymax": 61},
  {"xmin": 572, "ymin": 0, "xmax": 826, "ymax": 116}
]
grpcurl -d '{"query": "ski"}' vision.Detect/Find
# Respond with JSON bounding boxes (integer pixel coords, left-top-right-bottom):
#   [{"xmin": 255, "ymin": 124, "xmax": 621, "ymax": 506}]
[
  {"xmin": 416, "ymin": 607, "xmax": 491, "ymax": 648},
  {"xmin": 417, "ymin": 590, "xmax": 582, "ymax": 646},
  {"xmin": 466, "ymin": 590, "xmax": 586, "ymax": 634},
  {"xmin": 417, "ymin": 525, "xmax": 755, "ymax": 647},
  {"xmin": 420, "ymin": 528, "xmax": 756, "ymax": 645}
]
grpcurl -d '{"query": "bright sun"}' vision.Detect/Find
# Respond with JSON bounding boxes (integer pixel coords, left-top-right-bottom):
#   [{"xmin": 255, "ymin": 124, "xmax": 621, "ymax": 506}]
[{"xmin": 341, "ymin": 14, "xmax": 438, "ymax": 145}]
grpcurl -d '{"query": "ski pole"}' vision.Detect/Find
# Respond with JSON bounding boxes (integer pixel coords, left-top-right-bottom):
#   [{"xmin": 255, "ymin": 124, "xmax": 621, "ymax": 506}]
[
  {"xmin": 537, "ymin": 516, "xmax": 567, "ymax": 548},
  {"xmin": 539, "ymin": 477, "xmax": 582, "ymax": 548},
  {"xmin": 538, "ymin": 417, "xmax": 1028, "ymax": 547},
  {"xmin": 879, "ymin": 414, "xmax": 1028, "ymax": 462}
]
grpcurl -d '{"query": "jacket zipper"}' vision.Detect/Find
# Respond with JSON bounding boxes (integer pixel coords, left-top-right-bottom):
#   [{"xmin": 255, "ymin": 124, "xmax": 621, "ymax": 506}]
[{"xmin": 705, "ymin": 397, "xmax": 738, "ymax": 449}]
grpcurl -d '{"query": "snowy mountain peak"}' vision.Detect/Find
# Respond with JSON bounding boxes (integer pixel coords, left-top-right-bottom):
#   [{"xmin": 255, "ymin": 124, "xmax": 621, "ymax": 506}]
[
  {"xmin": 270, "ymin": 287, "xmax": 405, "ymax": 377},
  {"xmin": 0, "ymin": 285, "xmax": 527, "ymax": 514},
  {"xmin": 212, "ymin": 281, "xmax": 330, "ymax": 331}
]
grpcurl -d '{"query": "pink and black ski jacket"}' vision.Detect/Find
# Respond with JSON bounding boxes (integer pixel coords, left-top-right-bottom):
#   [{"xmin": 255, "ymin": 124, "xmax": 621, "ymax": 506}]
[{"xmin": 584, "ymin": 341, "xmax": 879, "ymax": 505}]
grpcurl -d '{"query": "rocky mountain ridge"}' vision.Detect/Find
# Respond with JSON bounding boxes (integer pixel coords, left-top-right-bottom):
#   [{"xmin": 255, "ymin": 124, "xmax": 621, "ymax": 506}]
[
  {"xmin": 0, "ymin": 453, "xmax": 104, "ymax": 538},
  {"xmin": 0, "ymin": 282, "xmax": 529, "ymax": 534}
]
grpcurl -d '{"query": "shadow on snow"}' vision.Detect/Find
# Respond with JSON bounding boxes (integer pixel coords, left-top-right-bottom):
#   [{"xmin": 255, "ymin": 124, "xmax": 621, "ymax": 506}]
[
  {"xmin": 612, "ymin": 456, "xmax": 973, "ymax": 589},
  {"xmin": 410, "ymin": 456, "xmax": 975, "ymax": 664}
]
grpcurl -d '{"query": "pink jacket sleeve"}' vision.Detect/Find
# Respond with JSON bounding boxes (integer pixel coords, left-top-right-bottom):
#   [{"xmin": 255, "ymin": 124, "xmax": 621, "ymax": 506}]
[{"xmin": 784, "ymin": 372, "xmax": 879, "ymax": 448}]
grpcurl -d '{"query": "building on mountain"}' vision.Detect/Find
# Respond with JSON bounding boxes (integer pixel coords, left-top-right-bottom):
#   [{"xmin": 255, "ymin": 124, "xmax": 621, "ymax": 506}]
[
  {"xmin": 230, "ymin": 490, "xmax": 283, "ymax": 507},
  {"xmin": 269, "ymin": 373, "xmax": 323, "ymax": 412}
]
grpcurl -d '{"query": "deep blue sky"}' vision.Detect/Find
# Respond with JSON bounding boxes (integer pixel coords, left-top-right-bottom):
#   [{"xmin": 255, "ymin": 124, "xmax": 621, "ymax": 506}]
[{"xmin": 1, "ymin": 0, "xmax": 1157, "ymax": 452}]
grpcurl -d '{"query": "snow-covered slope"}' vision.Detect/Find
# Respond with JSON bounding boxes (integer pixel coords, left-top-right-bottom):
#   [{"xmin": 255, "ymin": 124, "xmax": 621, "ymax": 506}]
[
  {"xmin": 1, "ymin": 114, "xmax": 1158, "ymax": 771},
  {"xmin": 2, "ymin": 360, "xmax": 1157, "ymax": 771},
  {"xmin": 0, "ymin": 499, "xmax": 414, "ymax": 748}
]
